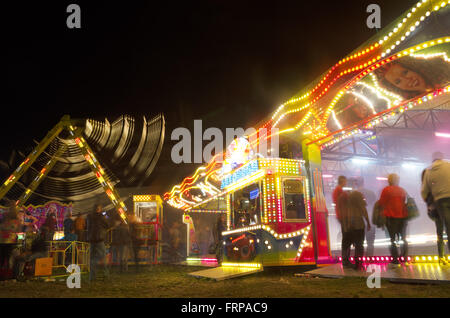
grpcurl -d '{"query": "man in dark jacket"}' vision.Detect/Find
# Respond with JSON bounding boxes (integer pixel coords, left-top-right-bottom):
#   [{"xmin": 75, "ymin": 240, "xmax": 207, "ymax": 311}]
[
  {"xmin": 111, "ymin": 217, "xmax": 131, "ymax": 273},
  {"xmin": 214, "ymin": 214, "xmax": 227, "ymax": 265},
  {"xmin": 87, "ymin": 204, "xmax": 110, "ymax": 281},
  {"xmin": 341, "ymin": 187, "xmax": 371, "ymax": 270}
]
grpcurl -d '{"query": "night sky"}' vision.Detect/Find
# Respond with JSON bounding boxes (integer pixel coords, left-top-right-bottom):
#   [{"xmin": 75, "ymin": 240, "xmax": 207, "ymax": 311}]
[{"xmin": 3, "ymin": 0, "xmax": 419, "ymax": 193}]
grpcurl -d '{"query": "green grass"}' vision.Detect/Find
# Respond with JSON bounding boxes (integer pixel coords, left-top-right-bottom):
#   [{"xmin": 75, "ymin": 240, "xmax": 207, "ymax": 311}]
[{"xmin": 0, "ymin": 265, "xmax": 449, "ymax": 298}]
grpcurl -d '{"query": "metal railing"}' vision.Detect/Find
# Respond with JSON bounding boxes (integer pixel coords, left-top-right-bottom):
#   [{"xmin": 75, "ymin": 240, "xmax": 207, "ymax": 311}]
[{"xmin": 47, "ymin": 241, "xmax": 90, "ymax": 278}]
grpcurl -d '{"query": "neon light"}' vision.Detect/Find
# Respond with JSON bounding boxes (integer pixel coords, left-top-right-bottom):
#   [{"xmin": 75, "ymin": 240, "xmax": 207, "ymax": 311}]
[
  {"xmin": 222, "ymin": 262, "xmax": 261, "ymax": 268},
  {"xmin": 436, "ymin": 132, "xmax": 450, "ymax": 138}
]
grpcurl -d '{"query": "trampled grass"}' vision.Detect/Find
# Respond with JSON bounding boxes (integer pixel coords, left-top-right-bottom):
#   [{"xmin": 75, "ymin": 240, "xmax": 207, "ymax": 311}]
[{"xmin": 0, "ymin": 265, "xmax": 449, "ymax": 298}]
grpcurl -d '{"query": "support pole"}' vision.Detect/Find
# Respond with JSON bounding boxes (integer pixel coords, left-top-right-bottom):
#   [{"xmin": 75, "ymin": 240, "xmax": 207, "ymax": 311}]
[
  {"xmin": 68, "ymin": 126, "xmax": 129, "ymax": 223},
  {"xmin": 16, "ymin": 144, "xmax": 68, "ymax": 206}
]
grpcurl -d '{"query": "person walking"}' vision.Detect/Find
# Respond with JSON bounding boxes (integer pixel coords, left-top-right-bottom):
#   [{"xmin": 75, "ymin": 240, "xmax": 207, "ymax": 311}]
[
  {"xmin": 128, "ymin": 213, "xmax": 142, "ymax": 272},
  {"xmin": 74, "ymin": 214, "xmax": 86, "ymax": 241},
  {"xmin": 332, "ymin": 176, "xmax": 352, "ymax": 267},
  {"xmin": 42, "ymin": 210, "xmax": 57, "ymax": 241},
  {"xmin": 378, "ymin": 173, "xmax": 409, "ymax": 266},
  {"xmin": 340, "ymin": 180, "xmax": 371, "ymax": 270},
  {"xmin": 421, "ymin": 151, "xmax": 450, "ymax": 265},
  {"xmin": 13, "ymin": 228, "xmax": 49, "ymax": 281},
  {"xmin": 63, "ymin": 210, "xmax": 74, "ymax": 239},
  {"xmin": 117, "ymin": 221, "xmax": 131, "ymax": 272},
  {"xmin": 0, "ymin": 203, "xmax": 21, "ymax": 274},
  {"xmin": 87, "ymin": 204, "xmax": 110, "ymax": 281},
  {"xmin": 355, "ymin": 177, "xmax": 377, "ymax": 256},
  {"xmin": 213, "ymin": 214, "xmax": 227, "ymax": 265},
  {"xmin": 111, "ymin": 217, "xmax": 131, "ymax": 272}
]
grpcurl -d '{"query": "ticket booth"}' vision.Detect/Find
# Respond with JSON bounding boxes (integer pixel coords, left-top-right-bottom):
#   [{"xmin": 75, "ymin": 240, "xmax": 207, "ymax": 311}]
[
  {"xmin": 132, "ymin": 195, "xmax": 163, "ymax": 264},
  {"xmin": 220, "ymin": 157, "xmax": 331, "ymax": 267}
]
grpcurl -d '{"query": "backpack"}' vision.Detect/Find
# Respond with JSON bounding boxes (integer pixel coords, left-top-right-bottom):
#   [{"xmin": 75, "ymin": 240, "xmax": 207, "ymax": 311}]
[{"xmin": 405, "ymin": 195, "xmax": 419, "ymax": 220}]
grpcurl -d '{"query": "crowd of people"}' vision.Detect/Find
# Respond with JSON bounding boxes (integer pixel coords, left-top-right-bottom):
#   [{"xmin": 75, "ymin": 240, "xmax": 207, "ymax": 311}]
[
  {"xmin": 333, "ymin": 151, "xmax": 450, "ymax": 270},
  {"xmin": 0, "ymin": 201, "xmax": 148, "ymax": 282}
]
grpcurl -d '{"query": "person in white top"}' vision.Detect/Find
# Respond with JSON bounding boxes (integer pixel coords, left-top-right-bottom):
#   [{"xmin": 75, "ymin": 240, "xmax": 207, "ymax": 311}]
[{"xmin": 421, "ymin": 151, "xmax": 450, "ymax": 265}]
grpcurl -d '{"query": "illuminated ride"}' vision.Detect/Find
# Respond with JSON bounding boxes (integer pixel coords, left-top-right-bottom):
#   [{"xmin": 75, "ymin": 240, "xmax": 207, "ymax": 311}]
[
  {"xmin": 0, "ymin": 114, "xmax": 165, "ymax": 278},
  {"xmin": 165, "ymin": 0, "xmax": 450, "ymax": 272},
  {"xmin": 0, "ymin": 114, "xmax": 165, "ymax": 221}
]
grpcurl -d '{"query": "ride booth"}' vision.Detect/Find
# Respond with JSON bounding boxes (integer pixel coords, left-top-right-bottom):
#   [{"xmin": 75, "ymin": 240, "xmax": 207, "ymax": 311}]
[
  {"xmin": 220, "ymin": 155, "xmax": 331, "ymax": 268},
  {"xmin": 131, "ymin": 195, "xmax": 163, "ymax": 264}
]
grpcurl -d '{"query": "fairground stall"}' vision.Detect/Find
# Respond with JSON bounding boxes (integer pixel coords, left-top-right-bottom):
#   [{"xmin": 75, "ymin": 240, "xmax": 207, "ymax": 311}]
[
  {"xmin": 165, "ymin": 135, "xmax": 332, "ymax": 269},
  {"xmin": 130, "ymin": 194, "xmax": 164, "ymax": 264},
  {"xmin": 165, "ymin": 0, "xmax": 450, "ymax": 276}
]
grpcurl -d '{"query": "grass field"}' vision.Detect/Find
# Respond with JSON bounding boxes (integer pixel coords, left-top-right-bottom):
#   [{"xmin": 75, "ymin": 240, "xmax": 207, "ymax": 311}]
[{"xmin": 0, "ymin": 265, "xmax": 449, "ymax": 298}]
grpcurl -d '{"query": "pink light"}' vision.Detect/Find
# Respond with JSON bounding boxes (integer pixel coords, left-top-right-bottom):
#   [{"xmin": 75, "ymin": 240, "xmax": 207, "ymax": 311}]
[
  {"xmin": 435, "ymin": 132, "xmax": 450, "ymax": 138},
  {"xmin": 376, "ymin": 177, "xmax": 388, "ymax": 181},
  {"xmin": 381, "ymin": 257, "xmax": 384, "ymax": 261},
  {"xmin": 376, "ymin": 257, "xmax": 379, "ymax": 261}
]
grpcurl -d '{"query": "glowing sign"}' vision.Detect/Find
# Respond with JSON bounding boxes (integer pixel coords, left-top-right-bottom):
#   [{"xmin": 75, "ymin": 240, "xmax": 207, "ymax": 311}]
[
  {"xmin": 249, "ymin": 188, "xmax": 259, "ymax": 200},
  {"xmin": 221, "ymin": 160, "xmax": 260, "ymax": 189},
  {"xmin": 222, "ymin": 137, "xmax": 255, "ymax": 175}
]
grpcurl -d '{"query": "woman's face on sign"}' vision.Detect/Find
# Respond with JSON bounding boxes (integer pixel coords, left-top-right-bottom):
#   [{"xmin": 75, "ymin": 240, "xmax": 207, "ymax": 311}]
[
  {"xmin": 352, "ymin": 102, "xmax": 370, "ymax": 119},
  {"xmin": 384, "ymin": 63, "xmax": 427, "ymax": 93}
]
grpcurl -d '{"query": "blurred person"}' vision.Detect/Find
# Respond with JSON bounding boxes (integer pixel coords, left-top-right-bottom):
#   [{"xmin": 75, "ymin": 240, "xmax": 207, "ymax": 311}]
[
  {"xmin": 61, "ymin": 227, "xmax": 78, "ymax": 241},
  {"xmin": 87, "ymin": 204, "xmax": 110, "ymax": 281},
  {"xmin": 421, "ymin": 169, "xmax": 444, "ymax": 264},
  {"xmin": 111, "ymin": 217, "xmax": 131, "ymax": 272},
  {"xmin": 340, "ymin": 178, "xmax": 371, "ymax": 270},
  {"xmin": 213, "ymin": 213, "xmax": 227, "ymax": 265},
  {"xmin": 58, "ymin": 226, "xmax": 78, "ymax": 266},
  {"xmin": 13, "ymin": 228, "xmax": 49, "ymax": 281},
  {"xmin": 332, "ymin": 176, "xmax": 352, "ymax": 267},
  {"xmin": 0, "ymin": 203, "xmax": 21, "ymax": 273},
  {"xmin": 378, "ymin": 173, "xmax": 409, "ymax": 266},
  {"xmin": 63, "ymin": 210, "xmax": 74, "ymax": 238},
  {"xmin": 169, "ymin": 221, "xmax": 182, "ymax": 263},
  {"xmin": 355, "ymin": 177, "xmax": 377, "ymax": 256},
  {"xmin": 128, "ymin": 212, "xmax": 142, "ymax": 272},
  {"xmin": 74, "ymin": 213, "xmax": 86, "ymax": 241},
  {"xmin": 23, "ymin": 210, "xmax": 38, "ymax": 233},
  {"xmin": 42, "ymin": 209, "xmax": 57, "ymax": 241},
  {"xmin": 421, "ymin": 151, "xmax": 450, "ymax": 265}
]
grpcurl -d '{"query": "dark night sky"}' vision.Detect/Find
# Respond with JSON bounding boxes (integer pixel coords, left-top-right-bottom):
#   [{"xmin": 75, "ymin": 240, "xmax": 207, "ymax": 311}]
[{"xmin": 2, "ymin": 0, "xmax": 419, "ymax": 193}]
